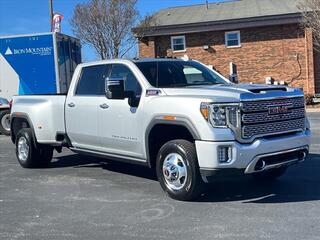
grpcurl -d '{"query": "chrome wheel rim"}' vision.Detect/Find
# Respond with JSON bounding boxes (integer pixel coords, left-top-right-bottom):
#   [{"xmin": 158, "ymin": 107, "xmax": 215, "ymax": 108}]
[
  {"xmin": 162, "ymin": 153, "xmax": 188, "ymax": 191},
  {"xmin": 1, "ymin": 113, "xmax": 10, "ymax": 132},
  {"xmin": 18, "ymin": 137, "xmax": 29, "ymax": 162}
]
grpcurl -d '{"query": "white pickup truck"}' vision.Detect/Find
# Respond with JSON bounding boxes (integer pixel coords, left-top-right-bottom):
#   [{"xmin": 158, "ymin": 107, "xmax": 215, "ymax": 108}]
[{"xmin": 10, "ymin": 58, "xmax": 311, "ymax": 200}]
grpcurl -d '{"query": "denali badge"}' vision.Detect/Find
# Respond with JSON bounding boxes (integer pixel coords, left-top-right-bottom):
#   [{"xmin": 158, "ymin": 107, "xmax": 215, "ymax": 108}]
[{"xmin": 268, "ymin": 105, "xmax": 290, "ymax": 115}]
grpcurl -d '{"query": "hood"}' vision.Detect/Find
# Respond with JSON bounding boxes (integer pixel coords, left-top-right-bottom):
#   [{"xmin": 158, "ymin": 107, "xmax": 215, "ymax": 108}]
[{"xmin": 161, "ymin": 84, "xmax": 304, "ymax": 102}]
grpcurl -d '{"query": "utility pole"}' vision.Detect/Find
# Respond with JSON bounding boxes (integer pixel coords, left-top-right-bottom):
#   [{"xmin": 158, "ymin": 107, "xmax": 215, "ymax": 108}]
[
  {"xmin": 49, "ymin": 0, "xmax": 53, "ymax": 31},
  {"xmin": 205, "ymin": 0, "xmax": 209, "ymax": 10}
]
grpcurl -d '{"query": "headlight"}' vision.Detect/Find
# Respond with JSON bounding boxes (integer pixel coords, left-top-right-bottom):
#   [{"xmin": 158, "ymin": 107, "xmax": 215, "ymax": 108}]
[
  {"xmin": 200, "ymin": 103, "xmax": 240, "ymax": 128},
  {"xmin": 210, "ymin": 105, "xmax": 227, "ymax": 127}
]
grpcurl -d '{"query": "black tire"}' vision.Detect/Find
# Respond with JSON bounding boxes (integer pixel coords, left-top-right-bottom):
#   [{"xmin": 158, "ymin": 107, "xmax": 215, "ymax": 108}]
[
  {"xmin": 15, "ymin": 128, "xmax": 53, "ymax": 168},
  {"xmin": 156, "ymin": 139, "xmax": 203, "ymax": 201},
  {"xmin": 0, "ymin": 109, "xmax": 11, "ymax": 136},
  {"xmin": 252, "ymin": 167, "xmax": 287, "ymax": 181}
]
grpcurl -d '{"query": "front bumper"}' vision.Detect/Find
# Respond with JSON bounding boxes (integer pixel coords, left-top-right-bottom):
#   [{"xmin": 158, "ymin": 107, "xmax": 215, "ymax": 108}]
[{"xmin": 195, "ymin": 130, "xmax": 311, "ymax": 183}]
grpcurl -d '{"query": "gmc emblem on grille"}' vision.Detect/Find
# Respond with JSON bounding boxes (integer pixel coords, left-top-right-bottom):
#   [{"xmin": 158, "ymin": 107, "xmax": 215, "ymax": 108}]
[{"xmin": 268, "ymin": 105, "xmax": 290, "ymax": 115}]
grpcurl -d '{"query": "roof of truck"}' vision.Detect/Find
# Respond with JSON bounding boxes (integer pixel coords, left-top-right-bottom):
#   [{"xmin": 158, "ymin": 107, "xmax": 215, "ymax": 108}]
[
  {"xmin": 80, "ymin": 58, "xmax": 188, "ymax": 67},
  {"xmin": 132, "ymin": 58, "xmax": 186, "ymax": 62}
]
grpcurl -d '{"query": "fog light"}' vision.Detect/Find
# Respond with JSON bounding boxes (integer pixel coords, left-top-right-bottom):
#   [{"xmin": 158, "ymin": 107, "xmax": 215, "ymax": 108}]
[{"xmin": 218, "ymin": 146, "xmax": 232, "ymax": 163}]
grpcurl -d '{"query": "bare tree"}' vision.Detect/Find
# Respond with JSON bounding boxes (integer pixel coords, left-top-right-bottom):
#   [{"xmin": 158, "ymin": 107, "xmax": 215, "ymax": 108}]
[
  {"xmin": 70, "ymin": 0, "xmax": 139, "ymax": 59},
  {"xmin": 299, "ymin": 0, "xmax": 320, "ymax": 51}
]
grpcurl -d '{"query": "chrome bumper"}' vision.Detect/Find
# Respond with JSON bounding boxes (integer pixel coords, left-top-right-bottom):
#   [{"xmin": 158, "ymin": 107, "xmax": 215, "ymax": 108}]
[{"xmin": 196, "ymin": 130, "xmax": 311, "ymax": 182}]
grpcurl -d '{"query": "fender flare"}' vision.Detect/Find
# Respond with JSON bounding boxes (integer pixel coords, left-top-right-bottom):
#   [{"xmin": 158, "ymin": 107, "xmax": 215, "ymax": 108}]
[
  {"xmin": 144, "ymin": 116, "xmax": 200, "ymax": 167},
  {"xmin": 10, "ymin": 113, "xmax": 37, "ymax": 146}
]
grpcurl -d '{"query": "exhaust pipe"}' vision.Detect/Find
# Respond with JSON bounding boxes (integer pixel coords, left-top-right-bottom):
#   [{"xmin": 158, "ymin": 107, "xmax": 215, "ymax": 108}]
[{"xmin": 255, "ymin": 160, "xmax": 266, "ymax": 171}]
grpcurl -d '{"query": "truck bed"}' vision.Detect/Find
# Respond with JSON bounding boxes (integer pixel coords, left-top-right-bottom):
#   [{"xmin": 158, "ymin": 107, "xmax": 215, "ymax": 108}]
[{"xmin": 11, "ymin": 95, "xmax": 66, "ymax": 144}]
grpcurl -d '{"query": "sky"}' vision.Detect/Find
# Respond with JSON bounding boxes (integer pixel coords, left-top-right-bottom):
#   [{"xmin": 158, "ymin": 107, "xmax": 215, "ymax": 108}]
[{"xmin": 0, "ymin": 0, "xmax": 221, "ymax": 61}]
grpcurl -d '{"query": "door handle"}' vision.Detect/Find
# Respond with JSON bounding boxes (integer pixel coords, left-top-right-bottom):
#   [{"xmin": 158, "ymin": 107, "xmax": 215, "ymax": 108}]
[
  {"xmin": 99, "ymin": 103, "xmax": 109, "ymax": 109},
  {"xmin": 68, "ymin": 102, "xmax": 75, "ymax": 108}
]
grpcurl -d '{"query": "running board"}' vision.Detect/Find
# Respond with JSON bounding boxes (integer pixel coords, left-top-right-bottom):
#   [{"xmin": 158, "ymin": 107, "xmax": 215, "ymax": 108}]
[{"xmin": 69, "ymin": 147, "xmax": 149, "ymax": 166}]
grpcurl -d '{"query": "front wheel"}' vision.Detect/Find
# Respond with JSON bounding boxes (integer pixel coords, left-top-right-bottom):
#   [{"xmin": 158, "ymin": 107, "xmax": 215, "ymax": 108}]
[
  {"xmin": 0, "ymin": 109, "xmax": 11, "ymax": 136},
  {"xmin": 15, "ymin": 128, "xmax": 54, "ymax": 168},
  {"xmin": 156, "ymin": 140, "xmax": 203, "ymax": 201}
]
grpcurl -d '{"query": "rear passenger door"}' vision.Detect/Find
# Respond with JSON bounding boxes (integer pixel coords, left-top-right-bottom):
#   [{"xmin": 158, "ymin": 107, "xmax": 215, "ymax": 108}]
[{"xmin": 65, "ymin": 64, "xmax": 110, "ymax": 150}]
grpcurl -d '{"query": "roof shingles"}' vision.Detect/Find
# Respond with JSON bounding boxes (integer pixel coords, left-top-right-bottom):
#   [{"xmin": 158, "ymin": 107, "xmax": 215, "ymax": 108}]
[{"xmin": 153, "ymin": 0, "xmax": 302, "ymax": 26}]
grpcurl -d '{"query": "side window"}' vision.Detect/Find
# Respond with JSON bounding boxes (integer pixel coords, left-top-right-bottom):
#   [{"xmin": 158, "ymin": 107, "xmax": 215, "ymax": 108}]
[
  {"xmin": 171, "ymin": 36, "xmax": 186, "ymax": 52},
  {"xmin": 75, "ymin": 65, "xmax": 110, "ymax": 95},
  {"xmin": 110, "ymin": 64, "xmax": 142, "ymax": 96},
  {"xmin": 225, "ymin": 31, "xmax": 241, "ymax": 48}
]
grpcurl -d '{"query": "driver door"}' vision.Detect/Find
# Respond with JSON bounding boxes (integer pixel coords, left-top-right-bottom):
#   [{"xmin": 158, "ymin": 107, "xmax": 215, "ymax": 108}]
[{"xmin": 98, "ymin": 63, "xmax": 144, "ymax": 159}]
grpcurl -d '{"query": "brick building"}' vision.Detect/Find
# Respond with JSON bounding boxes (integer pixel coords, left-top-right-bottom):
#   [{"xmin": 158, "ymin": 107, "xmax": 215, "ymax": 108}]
[{"xmin": 135, "ymin": 0, "xmax": 319, "ymax": 95}]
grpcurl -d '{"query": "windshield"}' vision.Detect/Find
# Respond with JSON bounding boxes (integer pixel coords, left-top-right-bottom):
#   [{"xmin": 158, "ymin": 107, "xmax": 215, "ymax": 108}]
[{"xmin": 135, "ymin": 60, "xmax": 227, "ymax": 88}]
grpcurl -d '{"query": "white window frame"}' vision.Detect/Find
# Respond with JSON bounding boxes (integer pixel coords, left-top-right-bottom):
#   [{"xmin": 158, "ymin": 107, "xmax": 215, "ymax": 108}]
[
  {"xmin": 225, "ymin": 31, "xmax": 241, "ymax": 48},
  {"xmin": 171, "ymin": 35, "xmax": 186, "ymax": 52}
]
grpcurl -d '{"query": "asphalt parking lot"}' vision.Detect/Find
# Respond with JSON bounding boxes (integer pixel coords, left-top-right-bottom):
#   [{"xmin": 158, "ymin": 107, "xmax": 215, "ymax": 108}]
[{"xmin": 0, "ymin": 113, "xmax": 320, "ymax": 240}]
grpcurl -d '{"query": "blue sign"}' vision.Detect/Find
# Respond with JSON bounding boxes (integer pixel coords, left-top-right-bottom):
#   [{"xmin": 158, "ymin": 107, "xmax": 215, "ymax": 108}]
[{"xmin": 0, "ymin": 34, "xmax": 57, "ymax": 94}]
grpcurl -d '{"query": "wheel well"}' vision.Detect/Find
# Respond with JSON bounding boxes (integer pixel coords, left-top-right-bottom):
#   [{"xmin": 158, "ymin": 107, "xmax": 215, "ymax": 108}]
[
  {"xmin": 147, "ymin": 124, "xmax": 195, "ymax": 168},
  {"xmin": 11, "ymin": 117, "xmax": 30, "ymax": 143}
]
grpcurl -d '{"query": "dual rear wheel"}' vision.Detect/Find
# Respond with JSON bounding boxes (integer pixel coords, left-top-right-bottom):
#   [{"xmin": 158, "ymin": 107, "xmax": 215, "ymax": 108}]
[{"xmin": 15, "ymin": 128, "xmax": 53, "ymax": 168}]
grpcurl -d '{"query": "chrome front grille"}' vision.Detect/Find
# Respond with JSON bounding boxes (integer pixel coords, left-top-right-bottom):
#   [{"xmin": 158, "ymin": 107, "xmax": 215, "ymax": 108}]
[
  {"xmin": 240, "ymin": 97, "xmax": 305, "ymax": 141},
  {"xmin": 242, "ymin": 108, "xmax": 305, "ymax": 124},
  {"xmin": 243, "ymin": 118, "xmax": 305, "ymax": 139},
  {"xmin": 241, "ymin": 97, "xmax": 305, "ymax": 112}
]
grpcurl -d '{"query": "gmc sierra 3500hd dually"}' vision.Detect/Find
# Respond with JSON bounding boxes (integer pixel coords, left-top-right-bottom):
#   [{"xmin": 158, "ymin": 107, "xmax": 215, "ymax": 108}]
[{"xmin": 10, "ymin": 58, "xmax": 311, "ymax": 200}]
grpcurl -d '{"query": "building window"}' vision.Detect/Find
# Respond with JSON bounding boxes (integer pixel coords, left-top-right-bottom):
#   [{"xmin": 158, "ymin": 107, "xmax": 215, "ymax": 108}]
[
  {"xmin": 171, "ymin": 36, "xmax": 186, "ymax": 52},
  {"xmin": 225, "ymin": 31, "xmax": 241, "ymax": 48}
]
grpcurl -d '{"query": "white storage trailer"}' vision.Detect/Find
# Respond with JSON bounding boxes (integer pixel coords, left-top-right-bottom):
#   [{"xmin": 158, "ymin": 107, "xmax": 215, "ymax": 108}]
[{"xmin": 0, "ymin": 32, "xmax": 81, "ymax": 135}]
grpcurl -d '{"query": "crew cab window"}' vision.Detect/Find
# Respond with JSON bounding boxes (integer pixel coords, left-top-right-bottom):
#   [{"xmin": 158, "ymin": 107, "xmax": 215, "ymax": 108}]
[
  {"xmin": 75, "ymin": 65, "xmax": 110, "ymax": 95},
  {"xmin": 110, "ymin": 64, "xmax": 142, "ymax": 96}
]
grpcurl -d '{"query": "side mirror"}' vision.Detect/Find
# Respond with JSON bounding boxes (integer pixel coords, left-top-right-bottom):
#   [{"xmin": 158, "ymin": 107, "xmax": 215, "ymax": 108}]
[
  {"xmin": 127, "ymin": 91, "xmax": 140, "ymax": 108},
  {"xmin": 106, "ymin": 78, "xmax": 125, "ymax": 99}
]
